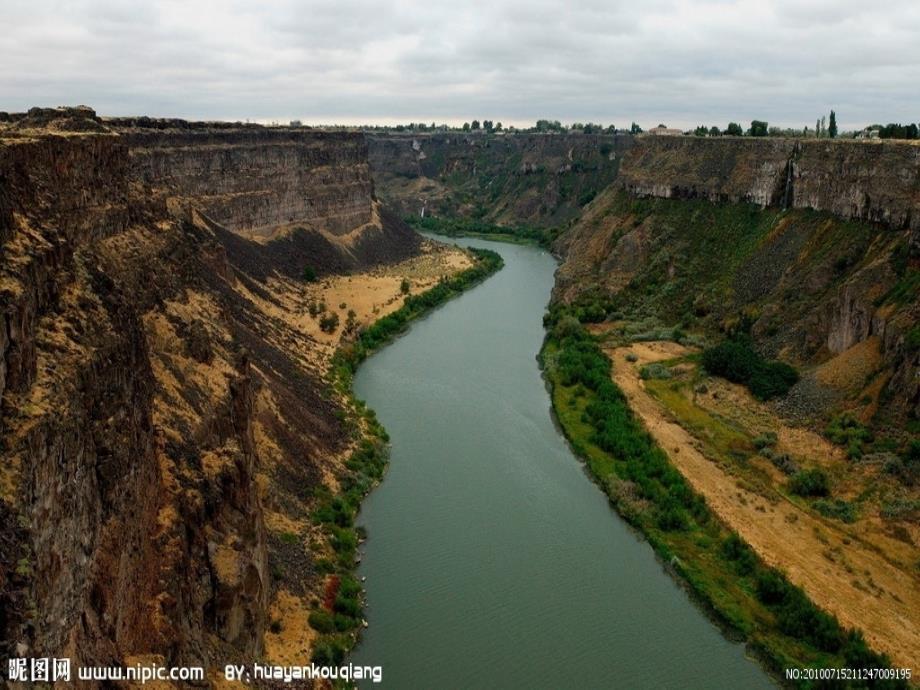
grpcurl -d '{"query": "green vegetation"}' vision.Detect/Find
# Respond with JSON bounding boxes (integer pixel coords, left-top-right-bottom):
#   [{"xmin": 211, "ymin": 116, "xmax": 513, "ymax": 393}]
[
  {"xmin": 814, "ymin": 498, "xmax": 858, "ymax": 523},
  {"xmin": 406, "ymin": 214, "xmax": 553, "ymax": 247},
  {"xmin": 874, "ymin": 123, "xmax": 919, "ymax": 140},
  {"xmin": 541, "ymin": 301, "xmax": 903, "ymax": 686},
  {"xmin": 400, "ymin": 278, "xmax": 411, "ymax": 294},
  {"xmin": 701, "ymin": 337, "xmax": 799, "ymax": 400},
  {"xmin": 825, "ymin": 413, "xmax": 873, "ymax": 460},
  {"xmin": 319, "ymin": 312, "xmax": 340, "ymax": 333},
  {"xmin": 303, "ymin": 266, "xmax": 318, "ymax": 282},
  {"xmin": 788, "ymin": 468, "xmax": 831, "ymax": 497},
  {"xmin": 749, "ymin": 120, "xmax": 769, "ymax": 137}
]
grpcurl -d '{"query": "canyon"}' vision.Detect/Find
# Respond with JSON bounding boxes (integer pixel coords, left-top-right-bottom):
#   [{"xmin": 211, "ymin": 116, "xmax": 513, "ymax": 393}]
[
  {"xmin": 1, "ymin": 105, "xmax": 918, "ymax": 686},
  {"xmin": 0, "ymin": 106, "xmax": 457, "ymax": 680}
]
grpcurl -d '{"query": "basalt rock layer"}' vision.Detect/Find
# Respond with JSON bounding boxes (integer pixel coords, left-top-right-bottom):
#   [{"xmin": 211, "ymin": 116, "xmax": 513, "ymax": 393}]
[
  {"xmin": 368, "ymin": 132, "xmax": 633, "ymax": 227},
  {"xmin": 0, "ymin": 109, "xmax": 419, "ymax": 679}
]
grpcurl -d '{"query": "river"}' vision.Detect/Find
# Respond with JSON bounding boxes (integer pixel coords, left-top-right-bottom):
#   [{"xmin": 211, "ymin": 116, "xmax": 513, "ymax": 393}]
[{"xmin": 350, "ymin": 237, "xmax": 772, "ymax": 689}]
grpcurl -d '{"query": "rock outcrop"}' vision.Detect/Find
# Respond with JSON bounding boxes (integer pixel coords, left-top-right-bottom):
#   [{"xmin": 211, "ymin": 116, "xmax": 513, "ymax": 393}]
[{"xmin": 0, "ymin": 108, "xmax": 420, "ymax": 677}]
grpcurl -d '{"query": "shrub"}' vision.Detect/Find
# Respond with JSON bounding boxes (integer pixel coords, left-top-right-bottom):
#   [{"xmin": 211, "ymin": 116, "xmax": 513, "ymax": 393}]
[
  {"xmin": 400, "ymin": 278, "xmax": 411, "ymax": 294},
  {"xmin": 753, "ymin": 431, "xmax": 778, "ymax": 450},
  {"xmin": 319, "ymin": 312, "xmax": 340, "ymax": 333},
  {"xmin": 639, "ymin": 362, "xmax": 672, "ymax": 380},
  {"xmin": 721, "ymin": 533, "xmax": 757, "ymax": 574},
  {"xmin": 770, "ymin": 452, "xmax": 798, "ymax": 476},
  {"xmin": 825, "ymin": 413, "xmax": 872, "ymax": 459},
  {"xmin": 311, "ymin": 640, "xmax": 346, "ymax": 665},
  {"xmin": 303, "ymin": 266, "xmax": 317, "ymax": 282},
  {"xmin": 814, "ymin": 498, "xmax": 858, "ymax": 523},
  {"xmin": 788, "ymin": 468, "xmax": 830, "ymax": 497},
  {"xmin": 308, "ymin": 610, "xmax": 335, "ymax": 633},
  {"xmin": 755, "ymin": 569, "xmax": 789, "ymax": 605},
  {"xmin": 701, "ymin": 338, "xmax": 798, "ymax": 400}
]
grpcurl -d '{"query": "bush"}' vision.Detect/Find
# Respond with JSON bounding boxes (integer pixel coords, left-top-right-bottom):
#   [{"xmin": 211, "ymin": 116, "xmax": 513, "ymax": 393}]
[
  {"xmin": 788, "ymin": 468, "xmax": 830, "ymax": 497},
  {"xmin": 769, "ymin": 452, "xmax": 798, "ymax": 476},
  {"xmin": 814, "ymin": 498, "xmax": 858, "ymax": 523},
  {"xmin": 825, "ymin": 413, "xmax": 872, "ymax": 459},
  {"xmin": 640, "ymin": 362, "xmax": 672, "ymax": 380},
  {"xmin": 303, "ymin": 266, "xmax": 317, "ymax": 282},
  {"xmin": 319, "ymin": 312, "xmax": 340, "ymax": 333},
  {"xmin": 308, "ymin": 610, "xmax": 335, "ymax": 633},
  {"xmin": 753, "ymin": 431, "xmax": 778, "ymax": 450},
  {"xmin": 400, "ymin": 278, "xmax": 411, "ymax": 294},
  {"xmin": 755, "ymin": 569, "xmax": 789, "ymax": 605},
  {"xmin": 721, "ymin": 533, "xmax": 757, "ymax": 574},
  {"xmin": 702, "ymin": 338, "xmax": 798, "ymax": 400}
]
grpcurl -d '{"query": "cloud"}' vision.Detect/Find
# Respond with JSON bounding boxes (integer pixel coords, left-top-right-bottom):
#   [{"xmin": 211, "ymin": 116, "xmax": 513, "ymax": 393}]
[{"xmin": 0, "ymin": 0, "xmax": 917, "ymax": 129}]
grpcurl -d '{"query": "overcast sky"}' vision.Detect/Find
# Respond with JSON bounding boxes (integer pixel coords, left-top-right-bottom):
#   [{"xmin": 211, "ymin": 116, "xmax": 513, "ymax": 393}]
[{"xmin": 1, "ymin": 0, "xmax": 918, "ymax": 129}]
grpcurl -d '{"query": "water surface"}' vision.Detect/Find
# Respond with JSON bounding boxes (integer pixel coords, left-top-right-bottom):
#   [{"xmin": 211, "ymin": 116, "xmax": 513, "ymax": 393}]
[{"xmin": 351, "ymin": 237, "xmax": 772, "ymax": 689}]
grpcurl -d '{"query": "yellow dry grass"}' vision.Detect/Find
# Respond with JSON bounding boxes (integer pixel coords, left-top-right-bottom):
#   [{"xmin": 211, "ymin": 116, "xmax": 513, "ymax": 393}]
[{"xmin": 607, "ymin": 340, "xmax": 920, "ymax": 670}]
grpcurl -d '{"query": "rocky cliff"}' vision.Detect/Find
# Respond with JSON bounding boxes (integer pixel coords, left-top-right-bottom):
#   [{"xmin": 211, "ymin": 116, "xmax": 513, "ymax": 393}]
[
  {"xmin": 555, "ymin": 135, "xmax": 920, "ymax": 428},
  {"xmin": 0, "ymin": 108, "xmax": 420, "ymax": 678},
  {"xmin": 368, "ymin": 132, "xmax": 633, "ymax": 227},
  {"xmin": 617, "ymin": 135, "xmax": 920, "ymax": 235}
]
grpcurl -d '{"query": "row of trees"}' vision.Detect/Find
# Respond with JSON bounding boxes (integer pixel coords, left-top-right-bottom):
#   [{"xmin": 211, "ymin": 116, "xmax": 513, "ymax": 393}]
[{"xmin": 357, "ymin": 109, "xmax": 918, "ymax": 140}]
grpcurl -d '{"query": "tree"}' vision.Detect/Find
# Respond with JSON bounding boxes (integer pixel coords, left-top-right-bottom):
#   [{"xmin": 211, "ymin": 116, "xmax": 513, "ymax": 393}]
[
  {"xmin": 725, "ymin": 122, "xmax": 743, "ymax": 136},
  {"xmin": 471, "ymin": 119, "xmax": 481, "ymax": 130},
  {"xmin": 483, "ymin": 119, "xmax": 493, "ymax": 133},
  {"xmin": 820, "ymin": 115, "xmax": 826, "ymax": 138},
  {"xmin": 709, "ymin": 126, "xmax": 720, "ymax": 136},
  {"xmin": 750, "ymin": 120, "xmax": 769, "ymax": 137},
  {"xmin": 400, "ymin": 278, "xmax": 411, "ymax": 294},
  {"xmin": 694, "ymin": 125, "xmax": 709, "ymax": 136},
  {"xmin": 630, "ymin": 122, "xmax": 643, "ymax": 134},
  {"xmin": 828, "ymin": 110, "xmax": 838, "ymax": 138},
  {"xmin": 495, "ymin": 122, "xmax": 503, "ymax": 132},
  {"xmin": 816, "ymin": 118, "xmax": 821, "ymax": 137},
  {"xmin": 462, "ymin": 122, "xmax": 470, "ymax": 132}
]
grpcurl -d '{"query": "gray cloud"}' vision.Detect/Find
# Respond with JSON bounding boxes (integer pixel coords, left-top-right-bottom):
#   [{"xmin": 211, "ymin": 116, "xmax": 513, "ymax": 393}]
[{"xmin": 1, "ymin": 0, "xmax": 917, "ymax": 129}]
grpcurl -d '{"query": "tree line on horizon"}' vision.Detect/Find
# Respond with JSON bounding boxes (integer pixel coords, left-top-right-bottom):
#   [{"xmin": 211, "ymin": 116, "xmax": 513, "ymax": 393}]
[{"xmin": 308, "ymin": 109, "xmax": 919, "ymax": 140}]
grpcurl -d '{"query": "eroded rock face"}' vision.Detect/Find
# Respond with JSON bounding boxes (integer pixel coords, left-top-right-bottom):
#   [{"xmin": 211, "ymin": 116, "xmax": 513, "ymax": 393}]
[
  {"xmin": 367, "ymin": 132, "xmax": 633, "ymax": 227},
  {"xmin": 0, "ymin": 112, "xmax": 420, "ymax": 677},
  {"xmin": 121, "ymin": 127, "xmax": 375, "ymax": 236},
  {"xmin": 617, "ymin": 136, "xmax": 920, "ymax": 232}
]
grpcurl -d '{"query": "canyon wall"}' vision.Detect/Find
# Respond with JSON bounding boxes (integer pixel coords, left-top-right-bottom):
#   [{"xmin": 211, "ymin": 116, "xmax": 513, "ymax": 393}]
[
  {"xmin": 0, "ymin": 109, "xmax": 420, "ymax": 676},
  {"xmin": 368, "ymin": 132, "xmax": 633, "ymax": 227},
  {"xmin": 617, "ymin": 136, "xmax": 920, "ymax": 235},
  {"xmin": 555, "ymin": 134, "xmax": 920, "ymax": 426},
  {"xmin": 120, "ymin": 126, "xmax": 374, "ymax": 236}
]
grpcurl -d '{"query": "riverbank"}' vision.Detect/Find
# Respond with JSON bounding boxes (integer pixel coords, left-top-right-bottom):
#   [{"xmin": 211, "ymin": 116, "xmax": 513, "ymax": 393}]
[
  {"xmin": 539, "ymin": 305, "xmax": 909, "ymax": 688},
  {"xmin": 405, "ymin": 214, "xmax": 554, "ymax": 247},
  {"xmin": 304, "ymin": 246, "xmax": 504, "ymax": 666}
]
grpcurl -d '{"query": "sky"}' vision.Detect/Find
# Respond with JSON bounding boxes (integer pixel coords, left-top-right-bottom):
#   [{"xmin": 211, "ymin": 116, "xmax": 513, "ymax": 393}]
[{"xmin": 1, "ymin": 0, "xmax": 918, "ymax": 130}]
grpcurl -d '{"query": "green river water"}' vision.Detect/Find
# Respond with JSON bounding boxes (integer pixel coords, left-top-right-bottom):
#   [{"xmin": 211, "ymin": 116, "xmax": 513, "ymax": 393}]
[{"xmin": 350, "ymin": 237, "xmax": 772, "ymax": 689}]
